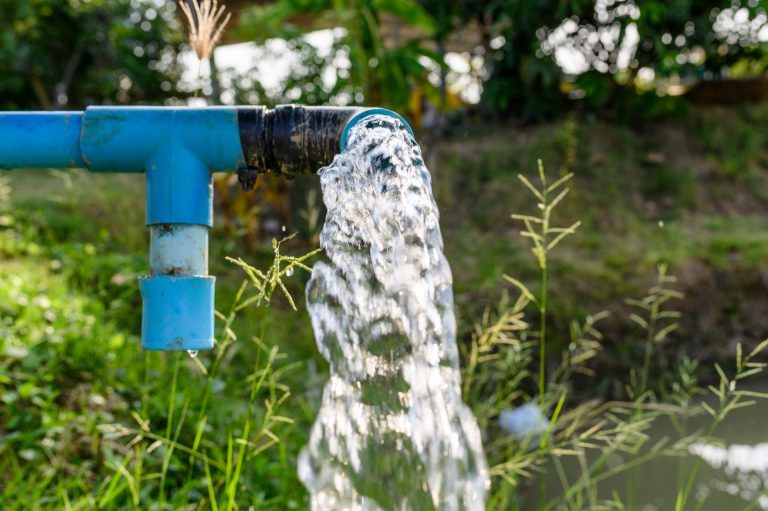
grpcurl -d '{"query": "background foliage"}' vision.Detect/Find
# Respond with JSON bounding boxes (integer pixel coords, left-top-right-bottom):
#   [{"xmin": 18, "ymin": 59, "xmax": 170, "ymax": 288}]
[
  {"xmin": 2, "ymin": 0, "xmax": 767, "ymax": 118},
  {"xmin": 2, "ymin": 0, "xmax": 768, "ymax": 509},
  {"xmin": 0, "ymin": 0, "xmax": 183, "ymax": 110}
]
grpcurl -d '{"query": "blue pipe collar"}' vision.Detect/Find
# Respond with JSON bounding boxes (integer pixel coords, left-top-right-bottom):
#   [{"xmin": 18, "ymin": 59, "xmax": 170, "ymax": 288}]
[
  {"xmin": 339, "ymin": 108, "xmax": 414, "ymax": 152},
  {"xmin": 140, "ymin": 276, "xmax": 215, "ymax": 351}
]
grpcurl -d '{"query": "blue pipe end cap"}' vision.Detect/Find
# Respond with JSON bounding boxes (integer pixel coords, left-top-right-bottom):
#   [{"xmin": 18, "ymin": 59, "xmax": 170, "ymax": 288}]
[
  {"xmin": 339, "ymin": 108, "xmax": 414, "ymax": 152},
  {"xmin": 139, "ymin": 276, "xmax": 215, "ymax": 351}
]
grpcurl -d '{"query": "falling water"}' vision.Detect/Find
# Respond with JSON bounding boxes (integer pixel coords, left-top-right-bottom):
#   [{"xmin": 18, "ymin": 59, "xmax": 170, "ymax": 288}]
[{"xmin": 299, "ymin": 115, "xmax": 489, "ymax": 510}]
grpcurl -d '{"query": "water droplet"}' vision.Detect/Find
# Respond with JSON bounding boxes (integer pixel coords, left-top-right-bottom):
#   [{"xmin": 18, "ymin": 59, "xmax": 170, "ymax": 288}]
[
  {"xmin": 281, "ymin": 225, "xmax": 286, "ymax": 232},
  {"xmin": 187, "ymin": 350, "xmax": 198, "ymax": 358},
  {"xmin": 286, "ymin": 267, "xmax": 294, "ymax": 277}
]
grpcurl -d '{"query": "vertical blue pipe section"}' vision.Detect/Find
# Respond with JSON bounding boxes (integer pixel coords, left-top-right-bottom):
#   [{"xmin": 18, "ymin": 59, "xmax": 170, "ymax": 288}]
[
  {"xmin": 0, "ymin": 112, "xmax": 85, "ymax": 169},
  {"xmin": 142, "ymin": 224, "xmax": 214, "ymax": 351},
  {"xmin": 145, "ymin": 145, "xmax": 214, "ymax": 227}
]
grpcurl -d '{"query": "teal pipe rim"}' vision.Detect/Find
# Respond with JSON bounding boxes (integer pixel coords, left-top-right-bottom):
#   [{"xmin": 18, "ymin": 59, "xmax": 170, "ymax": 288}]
[{"xmin": 339, "ymin": 108, "xmax": 414, "ymax": 152}]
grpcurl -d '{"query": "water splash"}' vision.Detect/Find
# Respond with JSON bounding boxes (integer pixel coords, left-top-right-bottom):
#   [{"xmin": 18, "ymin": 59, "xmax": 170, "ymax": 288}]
[{"xmin": 299, "ymin": 115, "xmax": 489, "ymax": 510}]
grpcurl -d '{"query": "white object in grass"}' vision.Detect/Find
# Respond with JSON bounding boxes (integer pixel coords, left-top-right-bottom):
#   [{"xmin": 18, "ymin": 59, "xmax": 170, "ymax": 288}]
[{"xmin": 499, "ymin": 402, "xmax": 551, "ymax": 441}]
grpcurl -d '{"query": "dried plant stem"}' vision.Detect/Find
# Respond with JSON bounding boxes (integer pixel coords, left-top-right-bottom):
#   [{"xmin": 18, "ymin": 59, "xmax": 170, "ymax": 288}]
[
  {"xmin": 179, "ymin": 0, "xmax": 231, "ymax": 61},
  {"xmin": 538, "ymin": 162, "xmax": 549, "ymax": 410},
  {"xmin": 179, "ymin": 0, "xmax": 231, "ymax": 99}
]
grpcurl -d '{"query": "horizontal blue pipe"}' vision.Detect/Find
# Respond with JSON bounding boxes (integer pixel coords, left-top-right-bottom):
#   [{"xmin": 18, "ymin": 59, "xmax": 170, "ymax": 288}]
[
  {"xmin": 0, "ymin": 112, "xmax": 85, "ymax": 169},
  {"xmin": 79, "ymin": 107, "xmax": 247, "ymax": 226},
  {"xmin": 80, "ymin": 106, "xmax": 245, "ymax": 174}
]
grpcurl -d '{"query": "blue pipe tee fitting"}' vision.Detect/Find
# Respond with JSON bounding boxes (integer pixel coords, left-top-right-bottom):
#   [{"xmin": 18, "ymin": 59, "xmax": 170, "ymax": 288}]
[{"xmin": 80, "ymin": 107, "xmax": 245, "ymax": 350}]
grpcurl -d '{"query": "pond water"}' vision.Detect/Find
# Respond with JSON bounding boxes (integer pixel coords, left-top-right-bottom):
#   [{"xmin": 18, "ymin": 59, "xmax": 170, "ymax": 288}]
[{"xmin": 535, "ymin": 382, "xmax": 768, "ymax": 510}]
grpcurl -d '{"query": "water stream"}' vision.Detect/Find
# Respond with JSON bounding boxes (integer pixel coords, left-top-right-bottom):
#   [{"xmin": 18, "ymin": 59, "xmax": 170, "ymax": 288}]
[{"xmin": 298, "ymin": 115, "xmax": 489, "ymax": 510}]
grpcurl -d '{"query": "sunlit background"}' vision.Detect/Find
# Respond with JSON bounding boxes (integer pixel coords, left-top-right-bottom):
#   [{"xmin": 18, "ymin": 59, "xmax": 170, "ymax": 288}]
[{"xmin": 2, "ymin": 1, "xmax": 768, "ymax": 509}]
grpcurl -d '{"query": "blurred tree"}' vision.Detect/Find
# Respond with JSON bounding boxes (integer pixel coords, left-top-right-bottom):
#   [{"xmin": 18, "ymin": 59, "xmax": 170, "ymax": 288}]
[
  {"xmin": 413, "ymin": 0, "xmax": 462, "ymax": 107},
  {"xmin": 456, "ymin": 0, "xmax": 583, "ymax": 121},
  {"xmin": 438, "ymin": 0, "xmax": 768, "ymax": 120},
  {"xmin": 420, "ymin": 0, "xmax": 768, "ymax": 121},
  {"xmin": 275, "ymin": 36, "xmax": 355, "ymax": 106},
  {"xmin": 0, "ymin": 0, "xmax": 183, "ymax": 110},
  {"xmin": 537, "ymin": 0, "xmax": 768, "ymax": 116},
  {"xmin": 237, "ymin": 0, "xmax": 442, "ymax": 112}
]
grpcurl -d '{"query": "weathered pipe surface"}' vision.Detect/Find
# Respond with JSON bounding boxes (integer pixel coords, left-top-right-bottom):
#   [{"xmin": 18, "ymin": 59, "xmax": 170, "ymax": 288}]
[
  {"xmin": 149, "ymin": 224, "xmax": 208, "ymax": 276},
  {"xmin": 238, "ymin": 105, "xmax": 367, "ymax": 179}
]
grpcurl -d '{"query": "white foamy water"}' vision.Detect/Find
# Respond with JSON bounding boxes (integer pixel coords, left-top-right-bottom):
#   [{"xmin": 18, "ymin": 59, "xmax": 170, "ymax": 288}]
[{"xmin": 298, "ymin": 115, "xmax": 489, "ymax": 510}]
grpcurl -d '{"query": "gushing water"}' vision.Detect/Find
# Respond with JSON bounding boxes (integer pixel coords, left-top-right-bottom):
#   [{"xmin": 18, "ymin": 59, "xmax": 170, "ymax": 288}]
[{"xmin": 299, "ymin": 115, "xmax": 489, "ymax": 510}]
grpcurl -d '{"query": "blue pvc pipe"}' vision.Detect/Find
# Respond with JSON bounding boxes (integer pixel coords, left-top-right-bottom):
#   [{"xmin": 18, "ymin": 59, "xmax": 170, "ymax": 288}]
[
  {"xmin": 0, "ymin": 112, "xmax": 85, "ymax": 169},
  {"xmin": 0, "ymin": 105, "xmax": 414, "ymax": 352},
  {"xmin": 81, "ymin": 107, "xmax": 246, "ymax": 226},
  {"xmin": 140, "ymin": 276, "xmax": 215, "ymax": 350},
  {"xmin": 80, "ymin": 107, "xmax": 245, "ymax": 173},
  {"xmin": 0, "ymin": 107, "xmax": 239, "ymax": 351}
]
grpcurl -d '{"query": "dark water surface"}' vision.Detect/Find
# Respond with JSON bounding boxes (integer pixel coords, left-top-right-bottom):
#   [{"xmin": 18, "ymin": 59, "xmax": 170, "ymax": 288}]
[{"xmin": 539, "ymin": 381, "xmax": 768, "ymax": 510}]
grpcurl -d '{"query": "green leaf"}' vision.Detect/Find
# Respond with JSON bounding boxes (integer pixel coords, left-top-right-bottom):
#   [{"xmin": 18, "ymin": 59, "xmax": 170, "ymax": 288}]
[
  {"xmin": 701, "ymin": 401, "xmax": 716, "ymax": 417},
  {"xmin": 545, "ymin": 173, "xmax": 574, "ymax": 194},
  {"xmin": 540, "ymin": 389, "xmax": 567, "ymax": 449},
  {"xmin": 654, "ymin": 323, "xmax": 678, "ymax": 343},
  {"xmin": 629, "ymin": 313, "xmax": 648, "ymax": 329},
  {"xmin": 748, "ymin": 338, "xmax": 768, "ymax": 360},
  {"xmin": 546, "ymin": 221, "xmax": 580, "ymax": 250},
  {"xmin": 372, "ymin": 0, "xmax": 436, "ymax": 35}
]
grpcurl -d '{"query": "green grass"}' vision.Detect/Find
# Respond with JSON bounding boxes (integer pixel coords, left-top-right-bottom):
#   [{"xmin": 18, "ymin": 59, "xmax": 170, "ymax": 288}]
[
  {"xmin": 458, "ymin": 159, "xmax": 767, "ymax": 510},
  {"xmin": 436, "ymin": 103, "xmax": 768, "ymax": 362},
  {"xmin": 0, "ymin": 170, "xmax": 320, "ymax": 509},
  {"xmin": 1, "ymin": 104, "xmax": 768, "ymax": 509}
]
